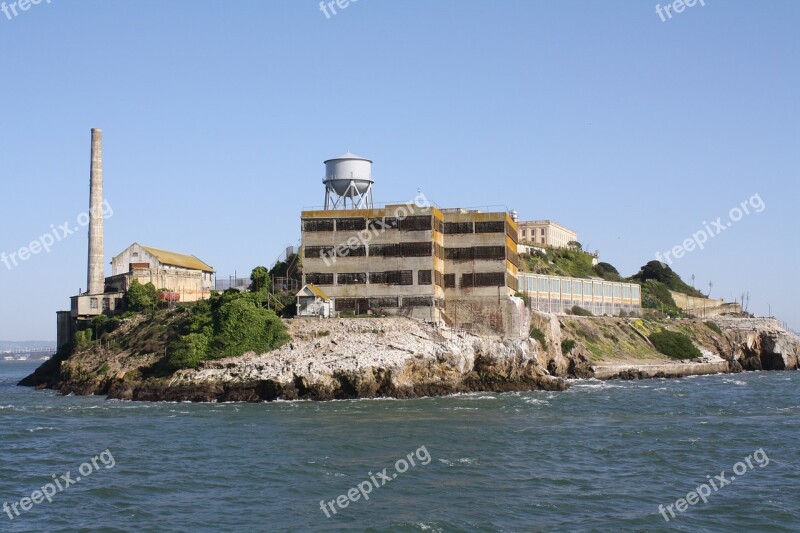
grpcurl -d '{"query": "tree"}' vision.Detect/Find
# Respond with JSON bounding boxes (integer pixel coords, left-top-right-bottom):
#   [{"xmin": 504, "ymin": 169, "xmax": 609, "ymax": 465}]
[
  {"xmin": 250, "ymin": 266, "xmax": 271, "ymax": 293},
  {"xmin": 126, "ymin": 280, "xmax": 157, "ymax": 313},
  {"xmin": 567, "ymin": 241, "xmax": 583, "ymax": 251},
  {"xmin": 594, "ymin": 262, "xmax": 622, "ymax": 281}
]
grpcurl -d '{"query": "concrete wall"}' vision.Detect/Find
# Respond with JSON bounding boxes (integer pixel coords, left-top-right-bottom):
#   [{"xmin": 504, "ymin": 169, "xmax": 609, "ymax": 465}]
[
  {"xmin": 670, "ymin": 291, "xmax": 743, "ymax": 317},
  {"xmin": 106, "ymin": 270, "xmax": 212, "ymax": 303},
  {"xmin": 440, "ymin": 296, "xmax": 529, "ymax": 339},
  {"xmin": 56, "ymin": 311, "xmax": 75, "ymax": 350}
]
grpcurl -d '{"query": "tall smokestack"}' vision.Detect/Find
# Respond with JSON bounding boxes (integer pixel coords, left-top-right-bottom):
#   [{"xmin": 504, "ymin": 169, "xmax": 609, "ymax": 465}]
[{"xmin": 87, "ymin": 128, "xmax": 104, "ymax": 295}]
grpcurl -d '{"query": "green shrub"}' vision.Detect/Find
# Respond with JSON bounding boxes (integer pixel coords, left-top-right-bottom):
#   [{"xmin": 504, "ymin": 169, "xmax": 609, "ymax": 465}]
[
  {"xmin": 571, "ymin": 305, "xmax": 593, "ymax": 317},
  {"xmin": 561, "ymin": 339, "xmax": 576, "ymax": 354},
  {"xmin": 167, "ymin": 333, "xmax": 210, "ymax": 370},
  {"xmin": 318, "ymin": 330, "xmax": 331, "ymax": 337},
  {"xmin": 529, "ymin": 326, "xmax": 548, "ymax": 350},
  {"xmin": 705, "ymin": 321, "xmax": 722, "ymax": 335},
  {"xmin": 649, "ymin": 330, "xmax": 702, "ymax": 360},
  {"xmin": 212, "ymin": 299, "xmax": 290, "ymax": 358}
]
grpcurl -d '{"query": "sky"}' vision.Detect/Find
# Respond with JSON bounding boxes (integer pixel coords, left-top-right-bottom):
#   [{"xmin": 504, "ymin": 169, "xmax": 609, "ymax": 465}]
[{"xmin": 0, "ymin": 0, "xmax": 797, "ymax": 341}]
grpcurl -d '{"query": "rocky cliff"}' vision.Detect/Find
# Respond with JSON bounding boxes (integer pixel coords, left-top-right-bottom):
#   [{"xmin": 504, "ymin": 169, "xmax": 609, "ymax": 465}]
[
  {"xmin": 531, "ymin": 313, "xmax": 799, "ymax": 380},
  {"xmin": 20, "ymin": 314, "xmax": 799, "ymax": 402},
  {"xmin": 20, "ymin": 318, "xmax": 565, "ymax": 402}
]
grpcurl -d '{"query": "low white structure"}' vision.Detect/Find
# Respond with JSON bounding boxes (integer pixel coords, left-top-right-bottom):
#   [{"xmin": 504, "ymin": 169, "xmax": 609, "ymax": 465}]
[{"xmin": 296, "ymin": 284, "xmax": 332, "ymax": 317}]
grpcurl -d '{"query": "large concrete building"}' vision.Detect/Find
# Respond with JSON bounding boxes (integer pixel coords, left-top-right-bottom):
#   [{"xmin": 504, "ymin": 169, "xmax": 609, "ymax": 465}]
[
  {"xmin": 300, "ymin": 204, "xmax": 521, "ymax": 330},
  {"xmin": 106, "ymin": 243, "xmax": 215, "ymax": 302},
  {"xmin": 299, "ymin": 152, "xmax": 524, "ymax": 335},
  {"xmin": 517, "ymin": 220, "xmax": 578, "ymax": 249}
]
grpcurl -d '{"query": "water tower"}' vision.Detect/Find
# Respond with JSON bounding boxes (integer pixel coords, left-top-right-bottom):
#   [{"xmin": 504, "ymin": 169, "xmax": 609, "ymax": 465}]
[{"xmin": 323, "ymin": 152, "xmax": 374, "ymax": 209}]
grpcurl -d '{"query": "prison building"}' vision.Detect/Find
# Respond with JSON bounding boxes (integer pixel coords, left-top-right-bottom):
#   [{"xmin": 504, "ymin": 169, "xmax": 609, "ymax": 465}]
[
  {"xmin": 300, "ymin": 204, "xmax": 445, "ymax": 321},
  {"xmin": 517, "ymin": 273, "xmax": 642, "ymax": 316},
  {"xmin": 105, "ymin": 243, "xmax": 215, "ymax": 302},
  {"xmin": 433, "ymin": 209, "xmax": 523, "ymax": 332},
  {"xmin": 300, "ymin": 205, "xmax": 522, "ymax": 330}
]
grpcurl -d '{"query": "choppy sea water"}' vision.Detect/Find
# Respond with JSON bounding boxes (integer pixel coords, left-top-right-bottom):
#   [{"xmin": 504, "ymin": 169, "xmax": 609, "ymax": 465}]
[{"xmin": 1, "ymin": 361, "xmax": 798, "ymax": 532}]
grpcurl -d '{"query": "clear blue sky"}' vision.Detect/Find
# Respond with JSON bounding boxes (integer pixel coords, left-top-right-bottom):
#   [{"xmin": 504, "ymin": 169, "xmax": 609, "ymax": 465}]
[{"xmin": 1, "ymin": 0, "xmax": 797, "ymax": 340}]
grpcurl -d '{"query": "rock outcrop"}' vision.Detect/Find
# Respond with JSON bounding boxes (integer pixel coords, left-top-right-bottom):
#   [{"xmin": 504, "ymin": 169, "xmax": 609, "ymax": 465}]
[
  {"xmin": 20, "ymin": 315, "xmax": 799, "ymax": 402},
  {"xmin": 22, "ymin": 318, "xmax": 566, "ymax": 402}
]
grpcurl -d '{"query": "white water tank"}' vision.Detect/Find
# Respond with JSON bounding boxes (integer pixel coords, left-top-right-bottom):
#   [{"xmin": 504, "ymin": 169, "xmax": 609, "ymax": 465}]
[{"xmin": 323, "ymin": 152, "xmax": 374, "ymax": 209}]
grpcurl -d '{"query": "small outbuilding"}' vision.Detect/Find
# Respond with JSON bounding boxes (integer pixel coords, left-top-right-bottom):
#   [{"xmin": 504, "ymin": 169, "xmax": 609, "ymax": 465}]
[{"xmin": 296, "ymin": 284, "xmax": 332, "ymax": 318}]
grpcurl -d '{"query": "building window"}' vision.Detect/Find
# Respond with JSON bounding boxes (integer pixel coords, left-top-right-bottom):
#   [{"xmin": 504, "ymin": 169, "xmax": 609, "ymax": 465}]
[
  {"xmin": 444, "ymin": 274, "xmax": 456, "ymax": 288},
  {"xmin": 400, "ymin": 242, "xmax": 432, "ymax": 257},
  {"xmin": 306, "ymin": 272, "xmax": 334, "ymax": 285},
  {"xmin": 90, "ymin": 298, "xmax": 98, "ymax": 309},
  {"xmin": 402, "ymin": 296, "xmax": 433, "ymax": 308},
  {"xmin": 444, "ymin": 222, "xmax": 473, "ymax": 234},
  {"xmin": 369, "ymin": 297, "xmax": 399, "ymax": 309},
  {"xmin": 369, "ymin": 271, "xmax": 412, "ymax": 285},
  {"xmin": 335, "ymin": 218, "xmax": 366, "ymax": 231},
  {"xmin": 418, "ymin": 270, "xmax": 432, "ymax": 285},
  {"xmin": 302, "ymin": 219, "xmax": 335, "ymax": 232},
  {"xmin": 399, "ymin": 216, "xmax": 432, "ymax": 231},
  {"xmin": 102, "ymin": 298, "xmax": 110, "ymax": 311},
  {"xmin": 337, "ymin": 273, "xmax": 367, "ymax": 285},
  {"xmin": 369, "ymin": 244, "xmax": 400, "ymax": 257},
  {"xmin": 473, "ymin": 272, "xmax": 505, "ymax": 287},
  {"xmin": 475, "ymin": 221, "xmax": 505, "ymax": 233}
]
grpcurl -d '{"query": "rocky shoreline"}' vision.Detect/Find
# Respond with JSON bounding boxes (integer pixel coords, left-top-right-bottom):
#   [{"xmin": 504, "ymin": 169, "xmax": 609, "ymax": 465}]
[{"xmin": 19, "ymin": 315, "xmax": 799, "ymax": 402}]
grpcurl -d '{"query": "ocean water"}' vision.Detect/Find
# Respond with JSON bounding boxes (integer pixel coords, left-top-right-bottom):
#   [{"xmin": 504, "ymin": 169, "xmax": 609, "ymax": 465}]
[{"xmin": 1, "ymin": 361, "xmax": 798, "ymax": 532}]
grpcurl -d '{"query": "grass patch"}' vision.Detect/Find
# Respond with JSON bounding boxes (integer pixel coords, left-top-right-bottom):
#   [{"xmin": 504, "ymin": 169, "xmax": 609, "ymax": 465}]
[
  {"xmin": 705, "ymin": 321, "xmax": 722, "ymax": 335},
  {"xmin": 649, "ymin": 330, "xmax": 702, "ymax": 360},
  {"xmin": 529, "ymin": 326, "xmax": 548, "ymax": 350},
  {"xmin": 561, "ymin": 339, "xmax": 576, "ymax": 354}
]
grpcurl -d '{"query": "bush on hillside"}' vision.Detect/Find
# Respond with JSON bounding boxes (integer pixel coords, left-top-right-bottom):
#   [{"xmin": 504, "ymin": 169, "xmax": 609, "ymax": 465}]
[{"xmin": 649, "ymin": 330, "xmax": 702, "ymax": 360}]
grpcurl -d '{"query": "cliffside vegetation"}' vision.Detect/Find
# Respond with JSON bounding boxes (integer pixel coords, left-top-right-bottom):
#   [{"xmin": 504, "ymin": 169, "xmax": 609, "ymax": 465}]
[{"xmin": 76, "ymin": 268, "xmax": 291, "ymax": 374}]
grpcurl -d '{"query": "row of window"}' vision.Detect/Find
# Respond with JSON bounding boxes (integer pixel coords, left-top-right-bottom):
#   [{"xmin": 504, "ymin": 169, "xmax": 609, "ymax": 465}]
[
  {"xmin": 518, "ymin": 275, "xmax": 641, "ymax": 300},
  {"xmin": 307, "ymin": 270, "xmax": 444, "ymax": 287},
  {"xmin": 443, "ymin": 272, "xmax": 506, "ymax": 288},
  {"xmin": 304, "ymin": 243, "xmax": 514, "ymax": 262},
  {"xmin": 335, "ymin": 296, "xmax": 437, "ymax": 311},
  {"xmin": 302, "ymin": 216, "xmax": 434, "ymax": 233},
  {"xmin": 443, "ymin": 221, "xmax": 506, "ymax": 235},
  {"xmin": 304, "ymin": 242, "xmax": 433, "ymax": 259}
]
